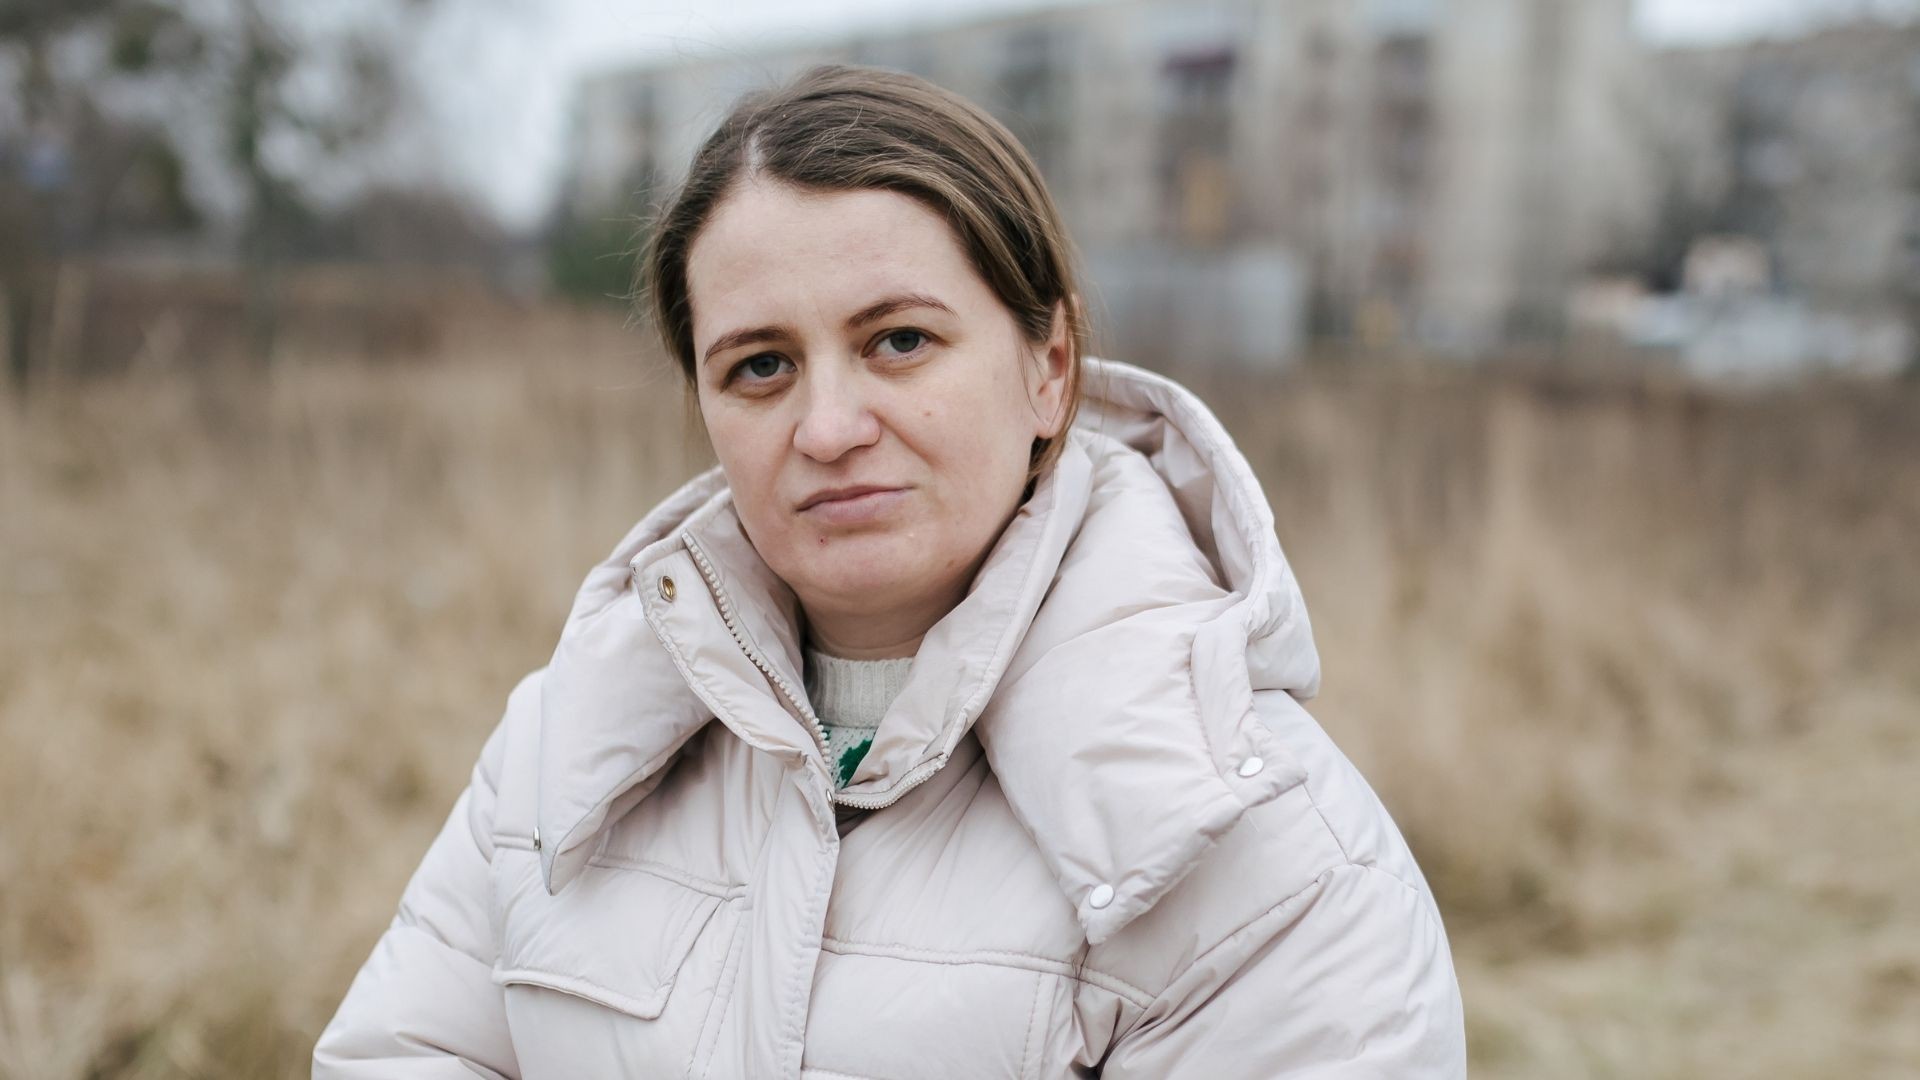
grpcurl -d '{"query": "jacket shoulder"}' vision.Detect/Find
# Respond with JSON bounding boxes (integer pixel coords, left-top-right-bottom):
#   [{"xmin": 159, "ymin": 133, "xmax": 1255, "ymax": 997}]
[
  {"xmin": 1087, "ymin": 688, "xmax": 1444, "ymax": 1003},
  {"xmin": 469, "ymin": 666, "xmax": 547, "ymax": 849},
  {"xmin": 1248, "ymin": 688, "xmax": 1435, "ymax": 894}
]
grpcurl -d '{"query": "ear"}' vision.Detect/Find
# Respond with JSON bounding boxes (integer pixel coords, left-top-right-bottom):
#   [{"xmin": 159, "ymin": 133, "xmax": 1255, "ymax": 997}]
[{"xmin": 1027, "ymin": 297, "xmax": 1074, "ymax": 439}]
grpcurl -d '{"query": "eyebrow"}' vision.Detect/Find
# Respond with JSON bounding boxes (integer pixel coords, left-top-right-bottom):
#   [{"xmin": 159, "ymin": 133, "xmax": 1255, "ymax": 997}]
[{"xmin": 701, "ymin": 292, "xmax": 956, "ymax": 364}]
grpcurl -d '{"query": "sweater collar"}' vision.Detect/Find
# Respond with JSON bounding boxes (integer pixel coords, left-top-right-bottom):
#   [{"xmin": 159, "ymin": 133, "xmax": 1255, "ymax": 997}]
[
  {"xmin": 802, "ymin": 651, "xmax": 915, "ymax": 731},
  {"xmin": 533, "ymin": 357, "xmax": 1320, "ymax": 944}
]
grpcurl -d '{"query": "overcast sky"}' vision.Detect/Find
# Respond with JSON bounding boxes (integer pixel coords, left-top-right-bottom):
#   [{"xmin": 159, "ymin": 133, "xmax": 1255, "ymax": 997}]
[{"xmin": 414, "ymin": 0, "xmax": 1915, "ymax": 230}]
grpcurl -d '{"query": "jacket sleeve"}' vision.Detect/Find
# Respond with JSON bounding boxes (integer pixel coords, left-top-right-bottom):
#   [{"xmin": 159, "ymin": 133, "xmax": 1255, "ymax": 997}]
[
  {"xmin": 313, "ymin": 697, "xmax": 522, "ymax": 1079},
  {"xmin": 1098, "ymin": 863, "xmax": 1466, "ymax": 1079}
]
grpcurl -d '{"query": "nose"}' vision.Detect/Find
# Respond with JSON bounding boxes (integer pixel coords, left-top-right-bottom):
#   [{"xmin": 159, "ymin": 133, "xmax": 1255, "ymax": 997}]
[{"xmin": 792, "ymin": 366, "xmax": 881, "ymax": 463}]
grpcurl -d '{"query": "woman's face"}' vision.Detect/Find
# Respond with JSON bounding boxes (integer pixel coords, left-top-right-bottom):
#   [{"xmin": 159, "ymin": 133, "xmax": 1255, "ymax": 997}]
[{"xmin": 685, "ymin": 179, "xmax": 1070, "ymax": 655}]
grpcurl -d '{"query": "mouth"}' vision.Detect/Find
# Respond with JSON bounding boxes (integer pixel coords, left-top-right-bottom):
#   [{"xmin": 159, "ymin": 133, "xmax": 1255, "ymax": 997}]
[
  {"xmin": 795, "ymin": 485, "xmax": 911, "ymax": 525},
  {"xmin": 796, "ymin": 484, "xmax": 907, "ymax": 512}
]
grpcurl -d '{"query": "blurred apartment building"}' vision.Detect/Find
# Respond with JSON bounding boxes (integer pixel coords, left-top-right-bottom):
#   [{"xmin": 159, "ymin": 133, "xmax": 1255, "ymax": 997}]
[
  {"xmin": 562, "ymin": 0, "xmax": 1654, "ymax": 366},
  {"xmin": 1659, "ymin": 22, "xmax": 1920, "ymax": 313},
  {"xmin": 1618, "ymin": 20, "xmax": 1920, "ymax": 379}
]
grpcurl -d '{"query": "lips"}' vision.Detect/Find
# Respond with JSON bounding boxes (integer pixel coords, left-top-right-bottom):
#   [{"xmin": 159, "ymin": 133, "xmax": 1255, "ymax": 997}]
[
  {"xmin": 795, "ymin": 484, "xmax": 911, "ymax": 527},
  {"xmin": 795, "ymin": 484, "xmax": 906, "ymax": 512}
]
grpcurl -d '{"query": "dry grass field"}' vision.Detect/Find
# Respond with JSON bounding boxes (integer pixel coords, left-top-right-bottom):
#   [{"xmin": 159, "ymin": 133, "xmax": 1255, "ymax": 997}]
[{"xmin": 1, "ymin": 303, "xmax": 1916, "ymax": 1078}]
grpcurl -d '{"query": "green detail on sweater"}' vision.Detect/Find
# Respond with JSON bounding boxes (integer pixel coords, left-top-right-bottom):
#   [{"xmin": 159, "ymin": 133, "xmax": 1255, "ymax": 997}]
[{"xmin": 836, "ymin": 737, "xmax": 873, "ymax": 788}]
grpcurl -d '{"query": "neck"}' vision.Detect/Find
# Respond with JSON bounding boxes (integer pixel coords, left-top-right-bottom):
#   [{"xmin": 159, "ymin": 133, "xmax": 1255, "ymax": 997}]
[
  {"xmin": 800, "ymin": 579, "xmax": 966, "ymax": 660},
  {"xmin": 801, "ymin": 609, "xmax": 934, "ymax": 660}
]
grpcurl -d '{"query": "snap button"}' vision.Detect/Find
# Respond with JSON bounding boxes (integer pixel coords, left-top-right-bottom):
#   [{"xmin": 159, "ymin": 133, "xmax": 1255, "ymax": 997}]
[
  {"xmin": 1088, "ymin": 883, "xmax": 1115, "ymax": 910},
  {"xmin": 658, "ymin": 576, "xmax": 676, "ymax": 602},
  {"xmin": 1238, "ymin": 755, "xmax": 1265, "ymax": 778},
  {"xmin": 532, "ymin": 826, "xmax": 541, "ymax": 852}
]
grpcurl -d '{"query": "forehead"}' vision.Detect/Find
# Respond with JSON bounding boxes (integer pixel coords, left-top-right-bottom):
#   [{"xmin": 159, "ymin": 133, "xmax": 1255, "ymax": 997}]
[{"xmin": 685, "ymin": 181, "xmax": 991, "ymax": 339}]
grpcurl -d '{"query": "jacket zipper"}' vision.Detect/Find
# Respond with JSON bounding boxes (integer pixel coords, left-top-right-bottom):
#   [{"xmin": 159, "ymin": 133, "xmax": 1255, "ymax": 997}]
[
  {"xmin": 831, "ymin": 753, "xmax": 950, "ymax": 811},
  {"xmin": 680, "ymin": 534, "xmax": 833, "ymax": 767},
  {"xmin": 679, "ymin": 533, "xmax": 955, "ymax": 813}
]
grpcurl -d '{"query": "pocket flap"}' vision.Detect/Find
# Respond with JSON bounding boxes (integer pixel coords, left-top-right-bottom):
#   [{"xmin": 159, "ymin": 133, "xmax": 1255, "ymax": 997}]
[{"xmin": 490, "ymin": 847, "xmax": 726, "ymax": 1019}]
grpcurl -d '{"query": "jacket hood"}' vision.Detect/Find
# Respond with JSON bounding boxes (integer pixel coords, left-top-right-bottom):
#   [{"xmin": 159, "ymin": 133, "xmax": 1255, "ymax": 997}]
[{"xmin": 533, "ymin": 356, "xmax": 1320, "ymax": 945}]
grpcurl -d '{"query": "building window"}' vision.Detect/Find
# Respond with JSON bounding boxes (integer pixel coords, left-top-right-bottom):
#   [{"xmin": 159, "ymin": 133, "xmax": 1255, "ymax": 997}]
[
  {"xmin": 1158, "ymin": 44, "xmax": 1237, "ymax": 246},
  {"xmin": 1001, "ymin": 26, "xmax": 1065, "ymax": 181}
]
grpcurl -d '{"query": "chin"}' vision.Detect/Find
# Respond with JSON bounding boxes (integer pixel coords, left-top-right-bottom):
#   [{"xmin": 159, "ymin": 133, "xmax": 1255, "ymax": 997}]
[{"xmin": 790, "ymin": 535, "xmax": 951, "ymax": 609}]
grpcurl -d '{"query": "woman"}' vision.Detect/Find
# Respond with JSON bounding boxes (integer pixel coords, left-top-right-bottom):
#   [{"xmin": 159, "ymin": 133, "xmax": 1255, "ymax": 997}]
[{"xmin": 315, "ymin": 64, "xmax": 1465, "ymax": 1078}]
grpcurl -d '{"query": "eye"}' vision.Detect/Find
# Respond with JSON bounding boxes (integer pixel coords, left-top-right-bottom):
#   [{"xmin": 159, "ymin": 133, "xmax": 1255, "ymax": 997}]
[
  {"xmin": 729, "ymin": 354, "xmax": 793, "ymax": 385},
  {"xmin": 875, "ymin": 329, "xmax": 928, "ymax": 357}
]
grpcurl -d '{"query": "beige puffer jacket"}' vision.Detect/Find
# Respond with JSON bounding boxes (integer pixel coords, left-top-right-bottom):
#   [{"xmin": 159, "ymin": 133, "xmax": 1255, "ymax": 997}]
[{"xmin": 314, "ymin": 356, "xmax": 1466, "ymax": 1078}]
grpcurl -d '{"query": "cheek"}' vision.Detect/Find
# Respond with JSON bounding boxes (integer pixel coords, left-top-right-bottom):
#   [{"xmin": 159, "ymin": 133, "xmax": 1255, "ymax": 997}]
[
  {"xmin": 706, "ymin": 415, "xmax": 784, "ymax": 516},
  {"xmin": 913, "ymin": 403, "xmax": 1028, "ymax": 510}
]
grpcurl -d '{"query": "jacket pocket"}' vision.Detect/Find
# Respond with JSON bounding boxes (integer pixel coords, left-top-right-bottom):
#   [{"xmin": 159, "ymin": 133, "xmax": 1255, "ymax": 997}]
[{"xmin": 488, "ymin": 845, "xmax": 727, "ymax": 1019}]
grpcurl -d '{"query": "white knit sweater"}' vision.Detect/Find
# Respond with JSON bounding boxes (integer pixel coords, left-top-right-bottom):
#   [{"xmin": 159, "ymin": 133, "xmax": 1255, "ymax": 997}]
[{"xmin": 801, "ymin": 648, "xmax": 914, "ymax": 789}]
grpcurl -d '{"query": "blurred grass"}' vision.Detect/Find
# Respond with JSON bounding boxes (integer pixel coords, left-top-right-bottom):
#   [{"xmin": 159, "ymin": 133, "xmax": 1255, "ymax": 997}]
[{"xmin": 1, "ymin": 305, "xmax": 1916, "ymax": 1078}]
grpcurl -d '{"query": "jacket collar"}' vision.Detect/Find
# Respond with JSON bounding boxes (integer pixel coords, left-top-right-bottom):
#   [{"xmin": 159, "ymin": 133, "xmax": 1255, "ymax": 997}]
[{"xmin": 533, "ymin": 357, "xmax": 1320, "ymax": 945}]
